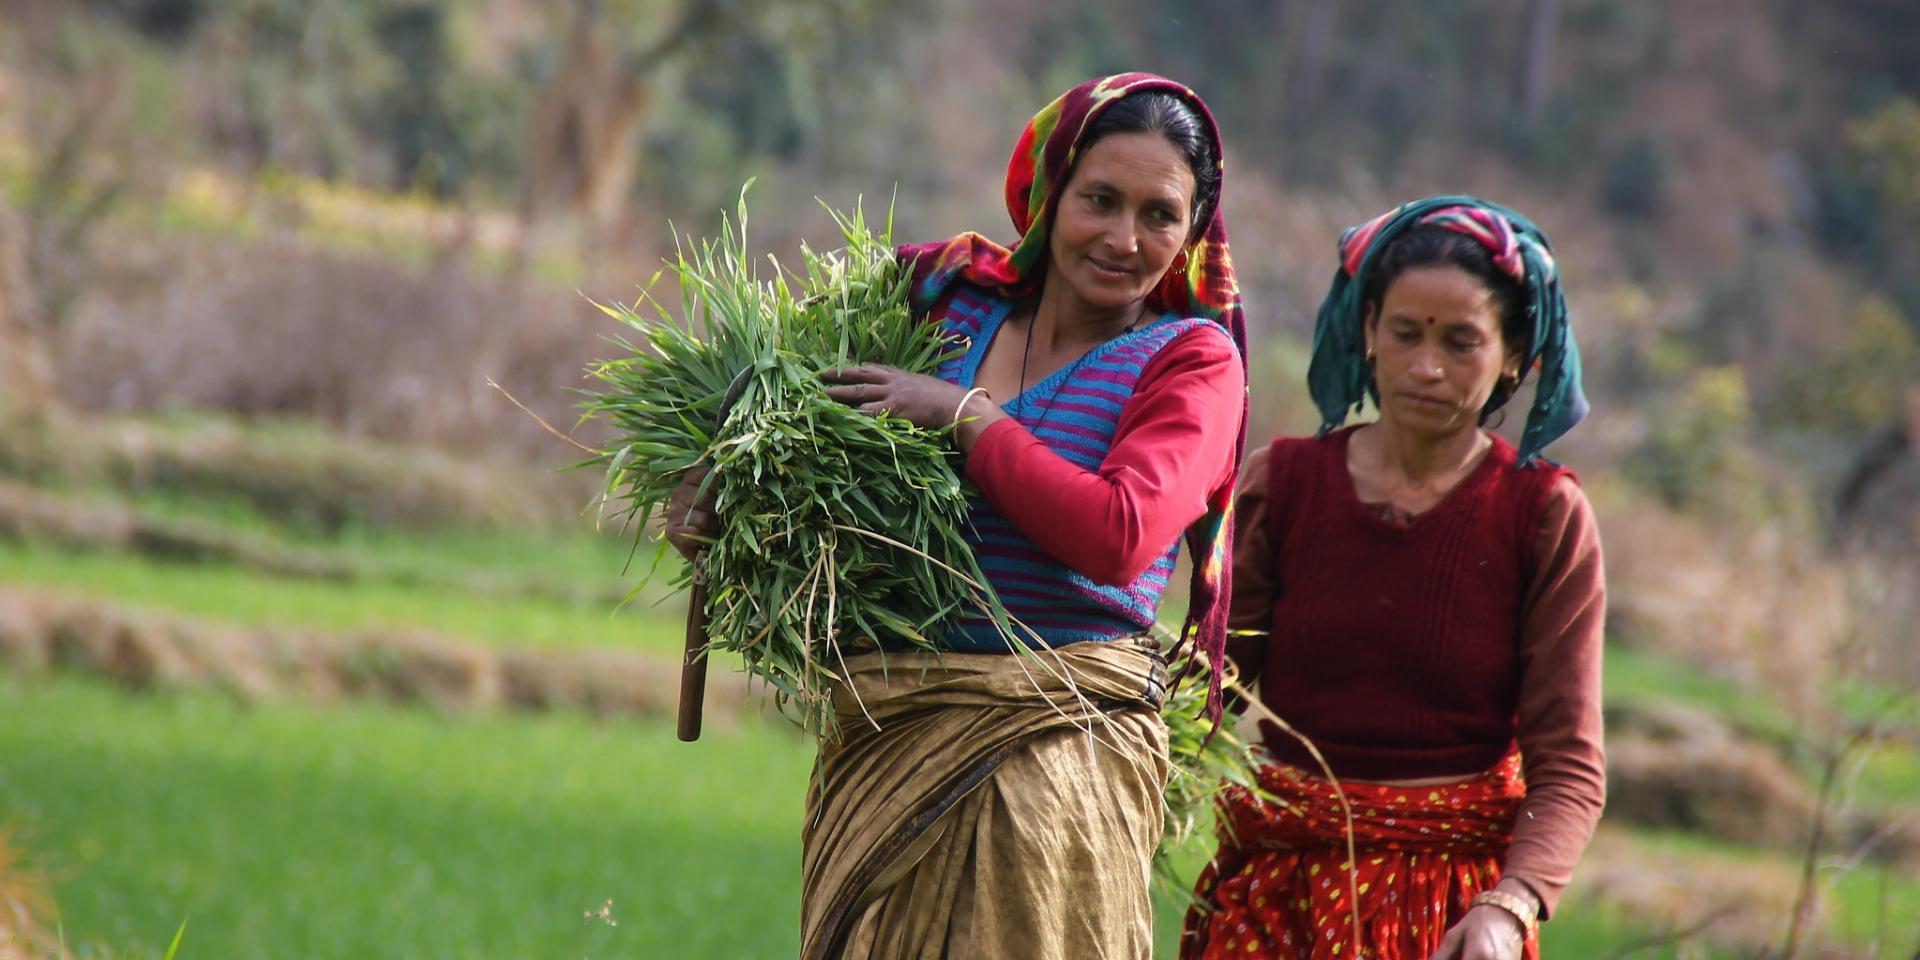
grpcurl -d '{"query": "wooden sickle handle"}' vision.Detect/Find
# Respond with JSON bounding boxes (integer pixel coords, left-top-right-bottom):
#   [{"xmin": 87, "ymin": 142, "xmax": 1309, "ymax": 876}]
[{"xmin": 676, "ymin": 576, "xmax": 710, "ymax": 742}]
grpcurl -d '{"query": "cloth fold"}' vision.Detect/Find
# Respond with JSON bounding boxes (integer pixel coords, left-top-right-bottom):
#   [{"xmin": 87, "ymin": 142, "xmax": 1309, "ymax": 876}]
[{"xmin": 802, "ymin": 640, "xmax": 1170, "ymax": 960}]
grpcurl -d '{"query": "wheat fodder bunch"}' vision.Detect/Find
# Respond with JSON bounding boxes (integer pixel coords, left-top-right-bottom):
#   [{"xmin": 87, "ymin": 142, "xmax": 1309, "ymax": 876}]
[{"xmin": 582, "ymin": 195, "xmax": 999, "ymax": 733}]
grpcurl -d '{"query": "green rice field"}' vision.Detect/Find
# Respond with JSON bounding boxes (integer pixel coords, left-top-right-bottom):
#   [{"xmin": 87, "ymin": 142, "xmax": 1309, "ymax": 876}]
[
  {"xmin": 9, "ymin": 668, "xmax": 1915, "ymax": 958},
  {"xmin": 3, "ymin": 526, "xmax": 1917, "ymax": 958}
]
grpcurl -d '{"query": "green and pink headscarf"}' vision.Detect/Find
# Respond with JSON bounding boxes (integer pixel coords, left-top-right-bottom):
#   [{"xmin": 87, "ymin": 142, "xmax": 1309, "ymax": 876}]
[
  {"xmin": 1307, "ymin": 195, "xmax": 1588, "ymax": 465},
  {"xmin": 898, "ymin": 73, "xmax": 1248, "ymax": 719}
]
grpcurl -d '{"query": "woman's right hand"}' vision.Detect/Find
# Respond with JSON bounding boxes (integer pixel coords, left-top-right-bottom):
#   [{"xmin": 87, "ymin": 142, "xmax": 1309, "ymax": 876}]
[{"xmin": 664, "ymin": 464, "xmax": 718, "ymax": 561}]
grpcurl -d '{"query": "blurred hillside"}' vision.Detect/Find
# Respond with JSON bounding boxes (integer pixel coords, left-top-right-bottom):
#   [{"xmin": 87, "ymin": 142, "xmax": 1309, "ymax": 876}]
[
  {"xmin": 0, "ymin": 1, "xmax": 1917, "ymax": 956},
  {"xmin": 1, "ymin": 0, "xmax": 1912, "ymax": 675}
]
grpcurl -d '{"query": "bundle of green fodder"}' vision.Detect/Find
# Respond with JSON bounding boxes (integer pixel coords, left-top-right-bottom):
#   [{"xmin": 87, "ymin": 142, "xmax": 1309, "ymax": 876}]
[{"xmin": 582, "ymin": 195, "xmax": 999, "ymax": 733}]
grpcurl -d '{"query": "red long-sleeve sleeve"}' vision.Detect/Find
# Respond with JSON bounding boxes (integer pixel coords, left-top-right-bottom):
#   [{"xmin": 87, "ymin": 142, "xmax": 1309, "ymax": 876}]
[
  {"xmin": 962, "ymin": 326, "xmax": 1245, "ymax": 587},
  {"xmin": 1504, "ymin": 476, "xmax": 1608, "ymax": 918}
]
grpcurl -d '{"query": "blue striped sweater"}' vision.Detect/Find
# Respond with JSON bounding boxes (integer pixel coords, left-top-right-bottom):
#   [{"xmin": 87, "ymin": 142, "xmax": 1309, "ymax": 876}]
[{"xmin": 935, "ymin": 285, "xmax": 1223, "ymax": 651}]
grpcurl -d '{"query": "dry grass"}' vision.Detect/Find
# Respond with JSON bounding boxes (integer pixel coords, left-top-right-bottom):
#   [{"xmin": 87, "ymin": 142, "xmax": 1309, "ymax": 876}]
[
  {"xmin": 0, "ymin": 476, "xmax": 358, "ymax": 578},
  {"xmin": 0, "ymin": 400, "xmax": 564, "ymax": 534},
  {"xmin": 1595, "ymin": 482, "xmax": 1858, "ymax": 713},
  {"xmin": 51, "ymin": 226, "xmax": 615, "ymax": 465},
  {"xmin": 1573, "ymin": 827, "xmax": 1826, "ymax": 959},
  {"xmin": 1605, "ymin": 699, "xmax": 1818, "ymax": 850},
  {"xmin": 0, "ymin": 197, "xmax": 644, "ymax": 529},
  {"xmin": 0, "ymin": 824, "xmax": 61, "ymax": 960},
  {"xmin": 0, "ymin": 585, "xmax": 747, "ymax": 724},
  {"xmin": 0, "ymin": 477, "xmax": 632, "ymax": 610}
]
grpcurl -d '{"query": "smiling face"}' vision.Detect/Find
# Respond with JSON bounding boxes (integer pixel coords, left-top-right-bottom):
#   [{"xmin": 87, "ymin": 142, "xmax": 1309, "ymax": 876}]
[
  {"xmin": 1045, "ymin": 131, "xmax": 1197, "ymax": 315},
  {"xmin": 1364, "ymin": 264, "xmax": 1522, "ymax": 439}
]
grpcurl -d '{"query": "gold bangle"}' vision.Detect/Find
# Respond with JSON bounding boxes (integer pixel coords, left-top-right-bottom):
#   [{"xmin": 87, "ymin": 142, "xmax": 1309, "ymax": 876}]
[
  {"xmin": 951, "ymin": 387, "xmax": 990, "ymax": 428},
  {"xmin": 1470, "ymin": 890, "xmax": 1539, "ymax": 938}
]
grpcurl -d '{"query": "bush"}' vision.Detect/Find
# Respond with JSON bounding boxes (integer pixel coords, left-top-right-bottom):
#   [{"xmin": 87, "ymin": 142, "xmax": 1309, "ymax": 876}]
[
  {"xmin": 1602, "ymin": 135, "xmax": 1670, "ymax": 221},
  {"xmin": 1773, "ymin": 295, "xmax": 1919, "ymax": 431},
  {"xmin": 1624, "ymin": 364, "xmax": 1775, "ymax": 522},
  {"xmin": 1847, "ymin": 97, "xmax": 1920, "ymax": 216}
]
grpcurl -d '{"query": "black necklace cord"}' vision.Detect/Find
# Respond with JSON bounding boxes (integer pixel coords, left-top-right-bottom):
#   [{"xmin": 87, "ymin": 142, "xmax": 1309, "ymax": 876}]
[{"xmin": 1012, "ymin": 303, "xmax": 1149, "ymax": 422}]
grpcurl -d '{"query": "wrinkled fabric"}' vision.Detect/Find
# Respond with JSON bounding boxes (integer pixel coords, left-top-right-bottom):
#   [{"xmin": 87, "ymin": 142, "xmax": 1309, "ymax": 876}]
[
  {"xmin": 801, "ymin": 641, "xmax": 1169, "ymax": 960},
  {"xmin": 1182, "ymin": 752, "xmax": 1537, "ymax": 960}
]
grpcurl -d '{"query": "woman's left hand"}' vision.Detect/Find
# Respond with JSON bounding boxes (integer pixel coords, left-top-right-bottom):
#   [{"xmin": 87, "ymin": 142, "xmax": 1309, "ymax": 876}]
[
  {"xmin": 1427, "ymin": 904, "xmax": 1528, "ymax": 960},
  {"xmin": 821, "ymin": 364, "xmax": 967, "ymax": 430}
]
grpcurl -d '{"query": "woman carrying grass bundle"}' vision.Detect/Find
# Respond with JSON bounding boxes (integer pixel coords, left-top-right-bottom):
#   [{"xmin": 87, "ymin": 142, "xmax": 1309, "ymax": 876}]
[
  {"xmin": 1181, "ymin": 199, "xmax": 1605, "ymax": 960},
  {"xmin": 668, "ymin": 73, "xmax": 1248, "ymax": 958}
]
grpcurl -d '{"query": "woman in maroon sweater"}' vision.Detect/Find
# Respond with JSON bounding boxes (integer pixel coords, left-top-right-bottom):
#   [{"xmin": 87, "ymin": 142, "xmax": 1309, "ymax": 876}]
[{"xmin": 1182, "ymin": 198, "xmax": 1604, "ymax": 960}]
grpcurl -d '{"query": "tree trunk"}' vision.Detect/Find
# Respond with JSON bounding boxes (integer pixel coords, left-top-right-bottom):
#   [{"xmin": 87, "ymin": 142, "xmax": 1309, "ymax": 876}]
[
  {"xmin": 0, "ymin": 237, "xmax": 57, "ymax": 410},
  {"xmin": 516, "ymin": 0, "xmax": 720, "ymax": 248},
  {"xmin": 1518, "ymin": 0, "xmax": 1560, "ymax": 129},
  {"xmin": 1290, "ymin": 0, "xmax": 1341, "ymax": 120}
]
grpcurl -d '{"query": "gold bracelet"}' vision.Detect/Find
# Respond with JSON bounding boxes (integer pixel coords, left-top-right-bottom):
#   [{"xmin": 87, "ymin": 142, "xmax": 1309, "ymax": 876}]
[
  {"xmin": 951, "ymin": 387, "xmax": 990, "ymax": 428},
  {"xmin": 1469, "ymin": 889, "xmax": 1539, "ymax": 938}
]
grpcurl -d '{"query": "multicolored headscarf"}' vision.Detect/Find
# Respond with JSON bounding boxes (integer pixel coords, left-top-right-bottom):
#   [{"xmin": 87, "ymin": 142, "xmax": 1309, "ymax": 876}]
[
  {"xmin": 1306, "ymin": 195, "xmax": 1587, "ymax": 465},
  {"xmin": 897, "ymin": 73, "xmax": 1248, "ymax": 721}
]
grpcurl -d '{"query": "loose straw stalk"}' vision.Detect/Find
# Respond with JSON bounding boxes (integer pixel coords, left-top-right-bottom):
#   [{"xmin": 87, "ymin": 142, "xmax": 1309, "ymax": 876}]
[{"xmin": 1231, "ymin": 681, "xmax": 1364, "ymax": 956}]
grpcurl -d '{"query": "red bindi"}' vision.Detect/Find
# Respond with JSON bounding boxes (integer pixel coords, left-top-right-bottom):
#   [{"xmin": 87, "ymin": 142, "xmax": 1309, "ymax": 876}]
[{"xmin": 1425, "ymin": 316, "xmax": 1436, "ymax": 326}]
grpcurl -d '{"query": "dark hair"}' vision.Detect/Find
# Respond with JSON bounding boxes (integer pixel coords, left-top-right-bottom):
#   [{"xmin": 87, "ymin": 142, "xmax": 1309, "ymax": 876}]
[
  {"xmin": 1077, "ymin": 91, "xmax": 1220, "ymax": 239},
  {"xmin": 1360, "ymin": 223, "xmax": 1532, "ymax": 420}
]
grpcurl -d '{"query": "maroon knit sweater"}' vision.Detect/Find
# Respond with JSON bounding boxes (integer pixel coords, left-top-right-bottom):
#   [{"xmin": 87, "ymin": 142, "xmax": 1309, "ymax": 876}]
[
  {"xmin": 1257, "ymin": 427, "xmax": 1570, "ymax": 780},
  {"xmin": 1228, "ymin": 425, "xmax": 1606, "ymax": 916}
]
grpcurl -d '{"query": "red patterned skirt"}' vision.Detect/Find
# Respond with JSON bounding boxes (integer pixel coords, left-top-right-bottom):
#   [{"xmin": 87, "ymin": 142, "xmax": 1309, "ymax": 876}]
[{"xmin": 1180, "ymin": 751, "xmax": 1537, "ymax": 960}]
